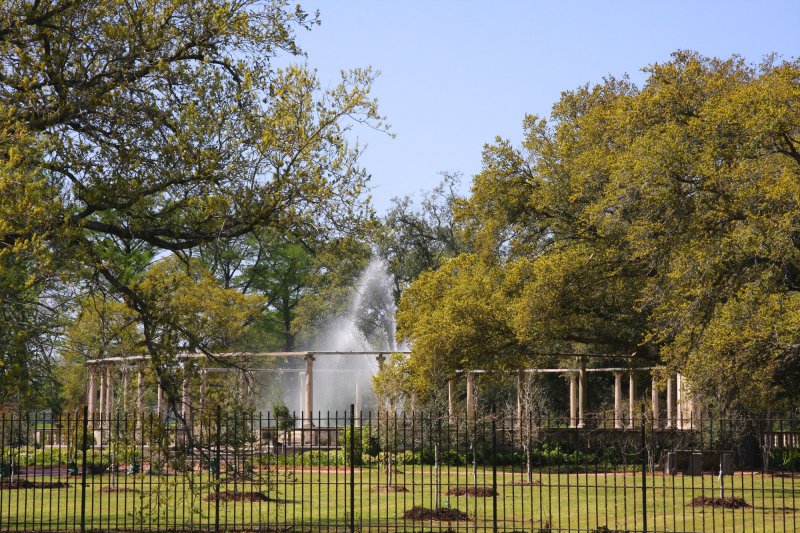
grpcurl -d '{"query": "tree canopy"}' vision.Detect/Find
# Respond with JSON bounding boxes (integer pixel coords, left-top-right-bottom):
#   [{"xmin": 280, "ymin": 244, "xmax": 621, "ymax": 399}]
[
  {"xmin": 0, "ymin": 0, "xmax": 384, "ymax": 410},
  {"xmin": 398, "ymin": 52, "xmax": 800, "ymax": 411}
]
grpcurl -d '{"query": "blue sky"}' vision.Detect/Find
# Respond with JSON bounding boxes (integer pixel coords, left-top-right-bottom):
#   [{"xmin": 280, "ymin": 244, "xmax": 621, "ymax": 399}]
[{"xmin": 293, "ymin": 1, "xmax": 800, "ymax": 212}]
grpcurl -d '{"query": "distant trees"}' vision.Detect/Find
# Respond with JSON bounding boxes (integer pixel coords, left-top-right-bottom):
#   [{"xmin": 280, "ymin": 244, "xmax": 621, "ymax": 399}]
[{"xmin": 398, "ymin": 52, "xmax": 800, "ymax": 413}]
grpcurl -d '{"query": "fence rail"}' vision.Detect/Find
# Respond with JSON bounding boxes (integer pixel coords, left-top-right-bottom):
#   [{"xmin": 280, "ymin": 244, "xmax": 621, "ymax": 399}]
[{"xmin": 1, "ymin": 407, "xmax": 798, "ymax": 532}]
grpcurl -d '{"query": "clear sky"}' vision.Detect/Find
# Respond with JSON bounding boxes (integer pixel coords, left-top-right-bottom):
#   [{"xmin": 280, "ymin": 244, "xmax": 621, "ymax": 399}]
[{"xmin": 292, "ymin": 1, "xmax": 800, "ymax": 213}]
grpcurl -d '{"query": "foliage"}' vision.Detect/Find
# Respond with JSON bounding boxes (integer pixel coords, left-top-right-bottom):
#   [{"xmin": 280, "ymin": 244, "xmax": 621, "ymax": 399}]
[
  {"xmin": 399, "ymin": 51, "xmax": 800, "ymax": 412},
  {"xmin": 0, "ymin": 0, "xmax": 385, "ymax": 408},
  {"xmin": 378, "ymin": 172, "xmax": 469, "ymax": 301},
  {"xmin": 397, "ymin": 254, "xmax": 532, "ymax": 399},
  {"xmin": 273, "ymin": 402, "xmax": 296, "ymax": 433},
  {"xmin": 338, "ymin": 426, "xmax": 379, "ymax": 466}
]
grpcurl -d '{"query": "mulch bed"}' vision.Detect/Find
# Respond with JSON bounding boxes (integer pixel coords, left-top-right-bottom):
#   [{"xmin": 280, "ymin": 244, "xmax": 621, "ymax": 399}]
[
  {"xmin": 689, "ymin": 496, "xmax": 751, "ymax": 509},
  {"xmin": 373, "ymin": 485, "xmax": 409, "ymax": 492},
  {"xmin": 205, "ymin": 491, "xmax": 270, "ymax": 503},
  {"xmin": 403, "ymin": 506, "xmax": 469, "ymax": 521},
  {"xmin": 445, "ymin": 486, "xmax": 497, "ymax": 497},
  {"xmin": 0, "ymin": 480, "xmax": 69, "ymax": 490},
  {"xmin": 100, "ymin": 486, "xmax": 138, "ymax": 493}
]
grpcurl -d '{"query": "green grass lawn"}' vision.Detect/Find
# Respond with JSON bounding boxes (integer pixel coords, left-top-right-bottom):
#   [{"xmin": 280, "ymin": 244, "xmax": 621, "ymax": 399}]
[{"xmin": 1, "ymin": 466, "xmax": 798, "ymax": 532}]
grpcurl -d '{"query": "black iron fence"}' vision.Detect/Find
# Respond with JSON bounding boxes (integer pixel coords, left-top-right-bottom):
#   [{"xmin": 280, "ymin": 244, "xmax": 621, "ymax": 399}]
[{"xmin": 0, "ymin": 407, "xmax": 798, "ymax": 532}]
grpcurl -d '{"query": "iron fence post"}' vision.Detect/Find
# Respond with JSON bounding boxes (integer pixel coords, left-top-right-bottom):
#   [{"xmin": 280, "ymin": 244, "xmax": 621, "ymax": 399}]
[
  {"xmin": 641, "ymin": 405, "xmax": 647, "ymax": 533},
  {"xmin": 215, "ymin": 404, "xmax": 221, "ymax": 533},
  {"xmin": 80, "ymin": 405, "xmax": 88, "ymax": 533},
  {"xmin": 492, "ymin": 406, "xmax": 498, "ymax": 533},
  {"xmin": 350, "ymin": 403, "xmax": 356, "ymax": 533}
]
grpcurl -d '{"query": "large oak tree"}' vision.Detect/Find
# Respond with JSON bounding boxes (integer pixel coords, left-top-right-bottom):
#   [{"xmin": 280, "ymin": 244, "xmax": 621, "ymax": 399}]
[
  {"xmin": 0, "ymin": 0, "xmax": 384, "ymax": 409},
  {"xmin": 399, "ymin": 52, "xmax": 800, "ymax": 412}
]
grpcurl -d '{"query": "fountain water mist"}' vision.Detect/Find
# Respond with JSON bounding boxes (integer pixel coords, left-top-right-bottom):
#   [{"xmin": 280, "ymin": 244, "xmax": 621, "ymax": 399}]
[{"xmin": 309, "ymin": 258, "xmax": 406, "ymax": 414}]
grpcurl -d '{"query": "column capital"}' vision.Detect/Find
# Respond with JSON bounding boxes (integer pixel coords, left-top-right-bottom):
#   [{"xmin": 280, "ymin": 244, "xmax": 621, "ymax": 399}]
[{"xmin": 304, "ymin": 353, "xmax": 315, "ymax": 362}]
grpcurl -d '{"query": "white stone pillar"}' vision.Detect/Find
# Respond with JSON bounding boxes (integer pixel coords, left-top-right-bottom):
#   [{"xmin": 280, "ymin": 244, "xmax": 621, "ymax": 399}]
[
  {"xmin": 98, "ymin": 368, "xmax": 106, "ymax": 421},
  {"xmin": 105, "ymin": 366, "xmax": 113, "ymax": 416},
  {"xmin": 578, "ymin": 361, "xmax": 587, "ymax": 428},
  {"xmin": 136, "ymin": 366, "xmax": 144, "ymax": 433},
  {"xmin": 304, "ymin": 354, "xmax": 315, "ymax": 445},
  {"xmin": 448, "ymin": 378, "xmax": 455, "ymax": 423},
  {"xmin": 628, "ymin": 371, "xmax": 637, "ymax": 429},
  {"xmin": 666, "ymin": 376, "xmax": 675, "ymax": 429},
  {"xmin": 87, "ymin": 368, "xmax": 97, "ymax": 417},
  {"xmin": 466, "ymin": 371, "xmax": 475, "ymax": 420},
  {"xmin": 568, "ymin": 373, "xmax": 578, "ymax": 428},
  {"xmin": 136, "ymin": 367, "xmax": 144, "ymax": 415},
  {"xmin": 122, "ymin": 369, "xmax": 129, "ymax": 413},
  {"xmin": 304, "ymin": 354, "xmax": 314, "ymax": 424},
  {"xmin": 182, "ymin": 370, "xmax": 192, "ymax": 429},
  {"xmin": 354, "ymin": 381, "xmax": 361, "ymax": 427},
  {"xmin": 156, "ymin": 382, "xmax": 164, "ymax": 418},
  {"xmin": 613, "ymin": 371, "xmax": 623, "ymax": 429},
  {"xmin": 676, "ymin": 372, "xmax": 683, "ymax": 429},
  {"xmin": 652, "ymin": 375, "xmax": 660, "ymax": 427},
  {"xmin": 200, "ymin": 369, "xmax": 207, "ymax": 414},
  {"xmin": 516, "ymin": 371, "xmax": 523, "ymax": 424}
]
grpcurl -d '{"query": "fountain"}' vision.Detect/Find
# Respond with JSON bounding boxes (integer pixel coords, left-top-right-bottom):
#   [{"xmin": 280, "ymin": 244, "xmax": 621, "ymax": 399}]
[
  {"xmin": 255, "ymin": 257, "xmax": 406, "ymax": 416},
  {"xmin": 309, "ymin": 257, "xmax": 405, "ymax": 414}
]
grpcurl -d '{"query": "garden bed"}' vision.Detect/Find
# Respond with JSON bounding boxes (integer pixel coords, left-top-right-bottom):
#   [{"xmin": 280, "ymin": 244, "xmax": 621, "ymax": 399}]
[
  {"xmin": 0, "ymin": 480, "xmax": 69, "ymax": 490},
  {"xmin": 403, "ymin": 506, "xmax": 469, "ymax": 521},
  {"xmin": 445, "ymin": 486, "xmax": 497, "ymax": 497},
  {"xmin": 689, "ymin": 496, "xmax": 750, "ymax": 509},
  {"xmin": 205, "ymin": 491, "xmax": 270, "ymax": 503}
]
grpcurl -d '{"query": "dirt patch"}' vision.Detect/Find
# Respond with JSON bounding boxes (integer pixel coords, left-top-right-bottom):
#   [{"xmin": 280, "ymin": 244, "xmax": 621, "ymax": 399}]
[
  {"xmin": 403, "ymin": 506, "xmax": 469, "ymax": 521},
  {"xmin": 205, "ymin": 491, "xmax": 270, "ymax": 503},
  {"xmin": 0, "ymin": 480, "xmax": 69, "ymax": 490},
  {"xmin": 99, "ymin": 486, "xmax": 138, "ymax": 493},
  {"xmin": 373, "ymin": 484, "xmax": 409, "ymax": 492},
  {"xmin": 511, "ymin": 479, "xmax": 542, "ymax": 486},
  {"xmin": 445, "ymin": 486, "xmax": 497, "ymax": 497},
  {"xmin": 592, "ymin": 527, "xmax": 631, "ymax": 533},
  {"xmin": 689, "ymin": 496, "xmax": 751, "ymax": 509}
]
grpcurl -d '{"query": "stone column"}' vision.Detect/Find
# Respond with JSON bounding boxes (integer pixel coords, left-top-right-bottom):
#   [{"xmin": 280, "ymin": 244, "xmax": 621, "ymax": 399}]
[
  {"xmin": 568, "ymin": 373, "xmax": 578, "ymax": 428},
  {"xmin": 304, "ymin": 354, "xmax": 314, "ymax": 423},
  {"xmin": 156, "ymin": 382, "xmax": 164, "ymax": 418},
  {"xmin": 98, "ymin": 367, "xmax": 106, "ymax": 421},
  {"xmin": 651, "ymin": 375, "xmax": 661, "ymax": 427},
  {"xmin": 613, "ymin": 371, "xmax": 623, "ymax": 429},
  {"xmin": 354, "ymin": 381, "xmax": 361, "ymax": 427},
  {"xmin": 87, "ymin": 368, "xmax": 97, "ymax": 417},
  {"xmin": 666, "ymin": 376, "xmax": 675, "ymax": 428},
  {"xmin": 628, "ymin": 371, "xmax": 637, "ymax": 429},
  {"xmin": 122, "ymin": 369, "xmax": 129, "ymax": 413},
  {"xmin": 516, "ymin": 371, "xmax": 524, "ymax": 424},
  {"xmin": 105, "ymin": 366, "xmax": 113, "ymax": 416},
  {"xmin": 676, "ymin": 372, "xmax": 683, "ymax": 429},
  {"xmin": 677, "ymin": 372, "xmax": 696, "ymax": 429},
  {"xmin": 448, "ymin": 378, "xmax": 455, "ymax": 423},
  {"xmin": 466, "ymin": 371, "xmax": 475, "ymax": 420},
  {"xmin": 182, "ymin": 369, "xmax": 192, "ymax": 429},
  {"xmin": 578, "ymin": 361, "xmax": 587, "ymax": 428},
  {"xmin": 136, "ymin": 366, "xmax": 144, "ymax": 433},
  {"xmin": 200, "ymin": 369, "xmax": 207, "ymax": 414}
]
